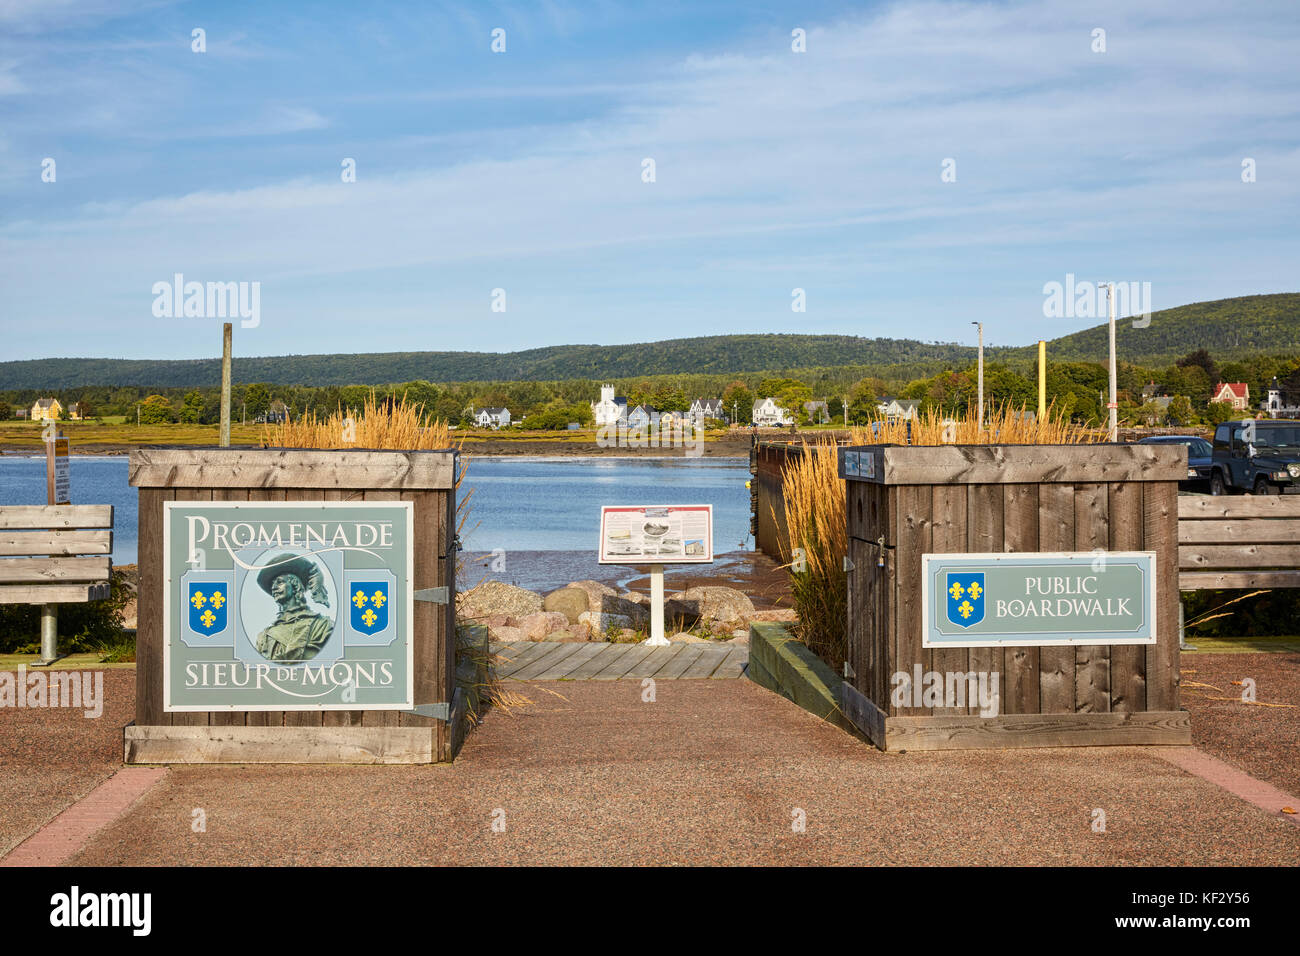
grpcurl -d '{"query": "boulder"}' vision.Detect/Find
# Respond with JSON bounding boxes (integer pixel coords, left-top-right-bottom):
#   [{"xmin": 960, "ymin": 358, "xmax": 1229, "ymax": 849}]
[
  {"xmin": 579, "ymin": 610, "xmax": 634, "ymax": 637},
  {"xmin": 748, "ymin": 608, "xmax": 797, "ymax": 623},
  {"xmin": 458, "ymin": 580, "xmax": 543, "ymax": 621},
  {"xmin": 519, "ymin": 610, "xmax": 571, "ymax": 641},
  {"xmin": 676, "ymin": 586, "xmax": 756, "ymax": 628},
  {"xmin": 490, "ymin": 625, "xmax": 526, "ymax": 644},
  {"xmin": 544, "ymin": 587, "xmax": 591, "ymax": 624},
  {"xmin": 568, "ymin": 579, "xmax": 617, "ymax": 611},
  {"xmin": 551, "ymin": 622, "xmax": 592, "ymax": 642}
]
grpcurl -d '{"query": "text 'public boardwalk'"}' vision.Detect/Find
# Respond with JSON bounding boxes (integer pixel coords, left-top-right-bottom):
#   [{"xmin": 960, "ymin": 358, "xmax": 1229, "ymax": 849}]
[{"xmin": 489, "ymin": 641, "xmax": 748, "ymax": 681}]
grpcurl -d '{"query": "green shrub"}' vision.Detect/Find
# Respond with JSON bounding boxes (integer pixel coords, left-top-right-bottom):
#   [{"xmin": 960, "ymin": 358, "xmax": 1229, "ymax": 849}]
[{"xmin": 0, "ymin": 567, "xmax": 132, "ymax": 654}]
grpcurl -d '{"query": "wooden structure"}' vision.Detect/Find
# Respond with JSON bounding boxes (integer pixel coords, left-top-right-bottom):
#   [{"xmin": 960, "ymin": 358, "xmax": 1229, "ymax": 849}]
[
  {"xmin": 840, "ymin": 443, "xmax": 1192, "ymax": 751},
  {"xmin": 1178, "ymin": 495, "xmax": 1300, "ymax": 590},
  {"xmin": 0, "ymin": 505, "xmax": 113, "ymax": 664},
  {"xmin": 750, "ymin": 441, "xmax": 805, "ymax": 560},
  {"xmin": 125, "ymin": 448, "xmax": 459, "ymax": 764}
]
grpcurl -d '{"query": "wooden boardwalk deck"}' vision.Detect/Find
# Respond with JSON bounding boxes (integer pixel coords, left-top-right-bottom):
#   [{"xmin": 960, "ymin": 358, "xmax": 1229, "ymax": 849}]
[{"xmin": 490, "ymin": 641, "xmax": 748, "ymax": 681}]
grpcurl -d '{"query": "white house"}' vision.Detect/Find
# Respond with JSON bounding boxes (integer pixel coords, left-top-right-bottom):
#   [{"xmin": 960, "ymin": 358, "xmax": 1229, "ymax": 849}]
[
  {"xmin": 752, "ymin": 397, "xmax": 793, "ymax": 426},
  {"xmin": 1263, "ymin": 378, "xmax": 1300, "ymax": 419},
  {"xmin": 876, "ymin": 398, "xmax": 920, "ymax": 423},
  {"xmin": 689, "ymin": 398, "xmax": 723, "ymax": 425},
  {"xmin": 591, "ymin": 385, "xmax": 628, "ymax": 426},
  {"xmin": 474, "ymin": 407, "xmax": 511, "ymax": 429}
]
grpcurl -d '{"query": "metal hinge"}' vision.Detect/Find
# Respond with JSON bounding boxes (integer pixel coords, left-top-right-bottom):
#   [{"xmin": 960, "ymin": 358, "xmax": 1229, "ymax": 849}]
[
  {"xmin": 843, "ymin": 555, "xmax": 855, "ymax": 572},
  {"xmin": 414, "ymin": 587, "xmax": 449, "ymax": 604},
  {"xmin": 404, "ymin": 702, "xmax": 450, "ymax": 720}
]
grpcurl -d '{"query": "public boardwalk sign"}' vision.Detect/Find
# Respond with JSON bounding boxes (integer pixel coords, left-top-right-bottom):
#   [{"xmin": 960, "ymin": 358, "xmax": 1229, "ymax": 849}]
[
  {"xmin": 163, "ymin": 502, "xmax": 414, "ymax": 711},
  {"xmin": 922, "ymin": 552, "xmax": 1156, "ymax": 647},
  {"xmin": 598, "ymin": 504, "xmax": 713, "ymax": 564}
]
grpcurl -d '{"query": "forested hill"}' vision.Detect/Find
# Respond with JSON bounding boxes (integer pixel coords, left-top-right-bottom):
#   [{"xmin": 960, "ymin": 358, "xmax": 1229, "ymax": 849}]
[{"xmin": 3, "ymin": 293, "xmax": 1297, "ymax": 389}]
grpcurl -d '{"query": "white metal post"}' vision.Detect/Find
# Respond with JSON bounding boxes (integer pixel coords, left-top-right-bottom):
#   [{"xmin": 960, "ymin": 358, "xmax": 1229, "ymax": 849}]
[
  {"xmin": 1107, "ymin": 282, "xmax": 1118, "ymax": 442},
  {"xmin": 972, "ymin": 322, "xmax": 984, "ymax": 429},
  {"xmin": 646, "ymin": 565, "xmax": 669, "ymax": 645}
]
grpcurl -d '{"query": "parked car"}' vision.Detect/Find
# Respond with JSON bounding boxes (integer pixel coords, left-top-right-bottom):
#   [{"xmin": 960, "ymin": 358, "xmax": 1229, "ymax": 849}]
[
  {"xmin": 1138, "ymin": 434, "xmax": 1213, "ymax": 491},
  {"xmin": 1209, "ymin": 420, "xmax": 1300, "ymax": 495}
]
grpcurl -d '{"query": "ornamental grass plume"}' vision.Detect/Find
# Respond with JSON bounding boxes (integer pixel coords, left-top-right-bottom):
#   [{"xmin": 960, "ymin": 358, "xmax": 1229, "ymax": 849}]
[{"xmin": 849, "ymin": 400, "xmax": 1101, "ymax": 446}]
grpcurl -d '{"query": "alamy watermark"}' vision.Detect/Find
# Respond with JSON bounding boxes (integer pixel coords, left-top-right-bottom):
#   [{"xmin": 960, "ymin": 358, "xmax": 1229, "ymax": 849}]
[
  {"xmin": 1, "ymin": 665, "xmax": 103, "ymax": 718},
  {"xmin": 1042, "ymin": 273, "xmax": 1151, "ymax": 328},
  {"xmin": 596, "ymin": 419, "xmax": 704, "ymax": 457},
  {"xmin": 891, "ymin": 667, "xmax": 1000, "ymax": 717},
  {"xmin": 152, "ymin": 273, "xmax": 260, "ymax": 327}
]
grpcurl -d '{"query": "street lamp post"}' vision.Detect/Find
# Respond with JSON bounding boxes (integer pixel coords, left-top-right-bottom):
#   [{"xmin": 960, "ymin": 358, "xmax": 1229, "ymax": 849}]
[
  {"xmin": 971, "ymin": 321, "xmax": 984, "ymax": 430},
  {"xmin": 1106, "ymin": 282, "xmax": 1118, "ymax": 442}
]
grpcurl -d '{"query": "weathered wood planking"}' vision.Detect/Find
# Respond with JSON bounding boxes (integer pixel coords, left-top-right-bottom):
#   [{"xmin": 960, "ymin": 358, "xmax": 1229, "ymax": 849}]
[
  {"xmin": 1180, "ymin": 570, "xmax": 1300, "ymax": 590},
  {"xmin": 1178, "ymin": 518, "xmax": 1300, "ymax": 543},
  {"xmin": 129, "ymin": 448, "xmax": 456, "ymax": 490},
  {"xmin": 136, "ymin": 487, "xmax": 171, "ymax": 727},
  {"xmin": 0, "ymin": 505, "xmax": 113, "ymax": 529},
  {"xmin": 930, "ymin": 484, "xmax": 968, "ymax": 715},
  {"xmin": 0, "ymin": 556, "xmax": 111, "ymax": 583},
  {"xmin": 0, "ymin": 582, "xmax": 112, "ymax": 604},
  {"xmin": 1144, "ymin": 481, "xmax": 1179, "ymax": 711},
  {"xmin": 0, "ymin": 530, "xmax": 112, "ymax": 556},
  {"xmin": 848, "ymin": 443, "xmax": 1186, "ymax": 486},
  {"xmin": 1179, "ymin": 543, "xmax": 1300, "ymax": 568},
  {"xmin": 1037, "ymin": 482, "xmax": 1075, "ymax": 714},
  {"xmin": 965, "ymin": 482, "xmax": 1003, "ymax": 715},
  {"xmin": 1001, "ymin": 484, "xmax": 1039, "ymax": 715},
  {"xmin": 1108, "ymin": 481, "xmax": 1147, "ymax": 713},
  {"xmin": 1073, "ymin": 483, "xmax": 1110, "ymax": 714},
  {"xmin": 883, "ymin": 709, "xmax": 1190, "ymax": 752},
  {"xmin": 892, "ymin": 484, "xmax": 931, "ymax": 716},
  {"xmin": 124, "ymin": 724, "xmax": 436, "ymax": 764},
  {"xmin": 1178, "ymin": 495, "xmax": 1300, "ymax": 519}
]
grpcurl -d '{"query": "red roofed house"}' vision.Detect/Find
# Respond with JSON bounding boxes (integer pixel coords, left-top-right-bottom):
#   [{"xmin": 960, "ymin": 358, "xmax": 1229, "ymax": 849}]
[{"xmin": 1210, "ymin": 382, "xmax": 1250, "ymax": 411}]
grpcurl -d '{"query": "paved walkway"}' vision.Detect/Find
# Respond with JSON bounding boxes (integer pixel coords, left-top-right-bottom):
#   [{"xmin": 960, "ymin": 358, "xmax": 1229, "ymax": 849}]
[{"xmin": 491, "ymin": 640, "xmax": 747, "ymax": 681}]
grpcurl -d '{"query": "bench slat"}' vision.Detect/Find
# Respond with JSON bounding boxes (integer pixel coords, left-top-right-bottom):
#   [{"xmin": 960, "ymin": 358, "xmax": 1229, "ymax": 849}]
[
  {"xmin": 1179, "ymin": 571, "xmax": 1300, "ymax": 590},
  {"xmin": 1178, "ymin": 518, "xmax": 1300, "ymax": 544},
  {"xmin": 0, "ymin": 529, "xmax": 113, "ymax": 556},
  {"xmin": 0, "ymin": 582, "xmax": 113, "ymax": 604},
  {"xmin": 1178, "ymin": 496, "xmax": 1300, "ymax": 519},
  {"xmin": 0, "ymin": 556, "xmax": 111, "ymax": 584},
  {"xmin": 1179, "ymin": 544, "xmax": 1300, "ymax": 570},
  {"xmin": 0, "ymin": 505, "xmax": 114, "ymax": 529}
]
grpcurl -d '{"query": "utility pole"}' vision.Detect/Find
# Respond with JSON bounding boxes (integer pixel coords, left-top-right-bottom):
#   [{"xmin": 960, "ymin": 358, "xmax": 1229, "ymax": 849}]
[
  {"xmin": 844, "ymin": 394, "xmax": 849, "ymax": 428},
  {"xmin": 971, "ymin": 321, "xmax": 984, "ymax": 429},
  {"xmin": 220, "ymin": 322, "xmax": 232, "ymax": 447},
  {"xmin": 1106, "ymin": 282, "xmax": 1118, "ymax": 442}
]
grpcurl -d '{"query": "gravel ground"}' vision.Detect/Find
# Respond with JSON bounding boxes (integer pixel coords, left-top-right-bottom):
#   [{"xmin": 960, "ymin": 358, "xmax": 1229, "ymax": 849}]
[
  {"xmin": 0, "ymin": 670, "xmax": 134, "ymax": 856},
  {"xmin": 69, "ymin": 679, "xmax": 1300, "ymax": 866},
  {"xmin": 1181, "ymin": 651, "xmax": 1300, "ymax": 797}
]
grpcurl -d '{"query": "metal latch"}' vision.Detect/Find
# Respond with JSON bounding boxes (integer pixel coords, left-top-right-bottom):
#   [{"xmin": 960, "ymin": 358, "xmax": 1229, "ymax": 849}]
[
  {"xmin": 404, "ymin": 702, "xmax": 450, "ymax": 720},
  {"xmin": 414, "ymin": 587, "xmax": 449, "ymax": 604},
  {"xmin": 877, "ymin": 535, "xmax": 886, "ymax": 567},
  {"xmin": 843, "ymin": 555, "xmax": 855, "ymax": 572}
]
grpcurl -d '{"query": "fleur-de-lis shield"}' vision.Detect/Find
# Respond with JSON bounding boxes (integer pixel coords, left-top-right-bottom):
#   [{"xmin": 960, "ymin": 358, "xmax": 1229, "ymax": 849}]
[
  {"xmin": 945, "ymin": 572, "xmax": 985, "ymax": 628},
  {"xmin": 349, "ymin": 581, "xmax": 389, "ymax": 635},
  {"xmin": 188, "ymin": 582, "xmax": 229, "ymax": 637}
]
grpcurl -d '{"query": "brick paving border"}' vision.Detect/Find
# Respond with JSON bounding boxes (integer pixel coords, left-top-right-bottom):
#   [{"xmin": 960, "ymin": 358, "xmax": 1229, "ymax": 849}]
[
  {"xmin": 0, "ymin": 768, "xmax": 167, "ymax": 866},
  {"xmin": 1156, "ymin": 747, "xmax": 1300, "ymax": 828}
]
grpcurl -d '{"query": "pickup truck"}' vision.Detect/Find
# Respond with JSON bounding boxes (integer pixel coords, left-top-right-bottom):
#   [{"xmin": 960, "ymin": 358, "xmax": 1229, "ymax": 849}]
[{"xmin": 1209, "ymin": 420, "xmax": 1300, "ymax": 495}]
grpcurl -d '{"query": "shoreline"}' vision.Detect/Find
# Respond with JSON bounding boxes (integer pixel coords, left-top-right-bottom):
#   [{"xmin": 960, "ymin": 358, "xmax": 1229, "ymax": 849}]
[{"xmin": 0, "ymin": 439, "xmax": 760, "ymax": 458}]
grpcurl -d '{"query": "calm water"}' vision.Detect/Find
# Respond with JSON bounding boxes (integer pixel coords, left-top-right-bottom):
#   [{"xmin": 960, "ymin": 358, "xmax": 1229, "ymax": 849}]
[{"xmin": 0, "ymin": 456, "xmax": 753, "ymax": 587}]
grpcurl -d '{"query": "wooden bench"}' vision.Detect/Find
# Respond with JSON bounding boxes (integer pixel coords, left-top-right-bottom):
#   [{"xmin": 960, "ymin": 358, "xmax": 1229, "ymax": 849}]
[
  {"xmin": 0, "ymin": 505, "xmax": 114, "ymax": 663},
  {"xmin": 1178, "ymin": 495, "xmax": 1300, "ymax": 591}
]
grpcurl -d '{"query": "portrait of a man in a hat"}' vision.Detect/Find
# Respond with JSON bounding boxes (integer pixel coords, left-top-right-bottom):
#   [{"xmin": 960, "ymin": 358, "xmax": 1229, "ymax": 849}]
[{"xmin": 253, "ymin": 552, "xmax": 334, "ymax": 662}]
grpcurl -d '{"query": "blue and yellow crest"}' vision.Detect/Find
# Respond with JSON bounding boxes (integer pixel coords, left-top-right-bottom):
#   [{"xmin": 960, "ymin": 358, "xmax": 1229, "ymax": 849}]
[
  {"xmin": 945, "ymin": 572, "xmax": 985, "ymax": 628},
  {"xmin": 349, "ymin": 581, "xmax": 390, "ymax": 635},
  {"xmin": 188, "ymin": 582, "xmax": 229, "ymax": 637}
]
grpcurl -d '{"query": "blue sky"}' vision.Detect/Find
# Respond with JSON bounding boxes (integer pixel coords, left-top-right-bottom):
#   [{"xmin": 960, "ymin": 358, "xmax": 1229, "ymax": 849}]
[{"xmin": 1, "ymin": 0, "xmax": 1297, "ymax": 361}]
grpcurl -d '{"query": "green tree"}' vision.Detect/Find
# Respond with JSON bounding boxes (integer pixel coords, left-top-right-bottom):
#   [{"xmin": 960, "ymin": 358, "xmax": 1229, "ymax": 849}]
[
  {"xmin": 0, "ymin": 401, "xmax": 10, "ymax": 419},
  {"xmin": 1166, "ymin": 395, "xmax": 1195, "ymax": 426},
  {"xmin": 721, "ymin": 382, "xmax": 755, "ymax": 423},
  {"xmin": 138, "ymin": 394, "xmax": 174, "ymax": 424},
  {"xmin": 244, "ymin": 383, "xmax": 272, "ymax": 419},
  {"xmin": 1205, "ymin": 401, "xmax": 1236, "ymax": 425},
  {"xmin": 178, "ymin": 390, "xmax": 205, "ymax": 424}
]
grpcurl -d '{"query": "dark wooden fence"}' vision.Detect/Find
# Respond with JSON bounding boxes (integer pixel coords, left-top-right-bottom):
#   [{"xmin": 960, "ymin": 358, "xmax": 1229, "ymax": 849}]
[
  {"xmin": 126, "ymin": 448, "xmax": 458, "ymax": 764},
  {"xmin": 839, "ymin": 443, "xmax": 1191, "ymax": 751}
]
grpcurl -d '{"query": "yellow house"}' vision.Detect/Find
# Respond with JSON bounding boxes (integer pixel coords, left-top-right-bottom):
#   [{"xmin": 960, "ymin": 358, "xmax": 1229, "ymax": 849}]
[{"xmin": 30, "ymin": 397, "xmax": 63, "ymax": 421}]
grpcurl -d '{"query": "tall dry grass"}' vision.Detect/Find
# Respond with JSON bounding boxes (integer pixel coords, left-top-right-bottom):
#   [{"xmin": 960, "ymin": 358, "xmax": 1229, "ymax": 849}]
[
  {"xmin": 779, "ymin": 440, "xmax": 849, "ymax": 670},
  {"xmin": 262, "ymin": 391, "xmax": 454, "ymax": 450},
  {"xmin": 850, "ymin": 400, "xmax": 1101, "ymax": 447},
  {"xmin": 782, "ymin": 402, "xmax": 1099, "ymax": 670}
]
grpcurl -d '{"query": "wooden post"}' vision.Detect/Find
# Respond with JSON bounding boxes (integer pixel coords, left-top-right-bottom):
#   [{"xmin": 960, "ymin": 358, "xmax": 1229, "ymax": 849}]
[
  {"xmin": 1037, "ymin": 340, "xmax": 1046, "ymax": 420},
  {"xmin": 219, "ymin": 322, "xmax": 232, "ymax": 447}
]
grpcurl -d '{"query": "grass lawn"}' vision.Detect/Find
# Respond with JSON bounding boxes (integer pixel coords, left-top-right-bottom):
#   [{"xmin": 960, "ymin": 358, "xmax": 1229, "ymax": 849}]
[
  {"xmin": 0, "ymin": 420, "xmax": 264, "ymax": 447},
  {"xmin": 1181, "ymin": 635, "xmax": 1300, "ymax": 653},
  {"xmin": 0, "ymin": 652, "xmax": 135, "ymax": 670}
]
